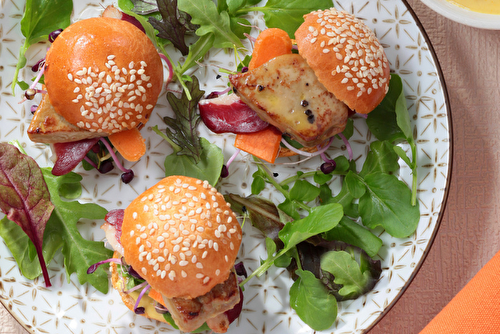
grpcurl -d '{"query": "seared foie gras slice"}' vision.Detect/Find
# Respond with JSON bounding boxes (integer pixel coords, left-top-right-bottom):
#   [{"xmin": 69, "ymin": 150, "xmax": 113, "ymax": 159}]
[
  {"xmin": 28, "ymin": 94, "xmax": 106, "ymax": 143},
  {"xmin": 162, "ymin": 271, "xmax": 240, "ymax": 333},
  {"xmin": 229, "ymin": 54, "xmax": 348, "ymax": 147}
]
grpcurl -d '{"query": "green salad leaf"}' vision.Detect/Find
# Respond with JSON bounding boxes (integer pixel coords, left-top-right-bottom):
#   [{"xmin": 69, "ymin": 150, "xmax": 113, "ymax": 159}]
[
  {"xmin": 0, "ymin": 170, "xmax": 111, "ymax": 293},
  {"xmin": 289, "ymin": 269, "xmax": 337, "ymax": 331},
  {"xmin": 321, "ymin": 250, "xmax": 375, "ymax": 300},
  {"xmin": 13, "ymin": 0, "xmax": 73, "ymax": 94},
  {"xmin": 154, "ymin": 76, "xmax": 224, "ymax": 186},
  {"xmin": 178, "ymin": 0, "xmax": 243, "ymax": 49}
]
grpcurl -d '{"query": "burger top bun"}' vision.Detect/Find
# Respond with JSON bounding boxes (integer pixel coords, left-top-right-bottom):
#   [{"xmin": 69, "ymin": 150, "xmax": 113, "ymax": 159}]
[
  {"xmin": 121, "ymin": 176, "xmax": 242, "ymax": 299},
  {"xmin": 295, "ymin": 8, "xmax": 390, "ymax": 114},
  {"xmin": 44, "ymin": 17, "xmax": 163, "ymax": 134}
]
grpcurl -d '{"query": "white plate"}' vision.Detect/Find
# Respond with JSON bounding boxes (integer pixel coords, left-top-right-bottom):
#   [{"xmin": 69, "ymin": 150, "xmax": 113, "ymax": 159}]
[
  {"xmin": 420, "ymin": 0, "xmax": 500, "ymax": 29},
  {"xmin": 0, "ymin": 0, "xmax": 451, "ymax": 333}
]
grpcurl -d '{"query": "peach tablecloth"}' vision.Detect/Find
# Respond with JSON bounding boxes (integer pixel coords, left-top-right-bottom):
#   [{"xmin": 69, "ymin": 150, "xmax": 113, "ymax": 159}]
[{"xmin": 2, "ymin": 0, "xmax": 500, "ymax": 333}]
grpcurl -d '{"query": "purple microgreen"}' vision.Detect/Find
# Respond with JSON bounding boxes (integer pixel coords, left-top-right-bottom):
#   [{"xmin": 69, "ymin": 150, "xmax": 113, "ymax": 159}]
[
  {"xmin": 30, "ymin": 105, "xmax": 38, "ymax": 114},
  {"xmin": 0, "ymin": 143, "xmax": 55, "ymax": 287},
  {"xmin": 99, "ymin": 138, "xmax": 132, "ymax": 174},
  {"xmin": 29, "ymin": 64, "xmax": 45, "ymax": 91},
  {"xmin": 128, "ymin": 265, "xmax": 144, "ymax": 280},
  {"xmin": 280, "ymin": 137, "xmax": 333, "ymax": 158},
  {"xmin": 155, "ymin": 304, "xmax": 169, "ymax": 314},
  {"xmin": 48, "ymin": 29, "xmax": 63, "ymax": 43},
  {"xmin": 31, "ymin": 58, "xmax": 45, "ymax": 72},
  {"xmin": 205, "ymin": 87, "xmax": 231, "ymax": 99},
  {"xmin": 83, "ymin": 156, "xmax": 98, "ymax": 170},
  {"xmin": 226, "ymin": 149, "xmax": 240, "ymax": 168},
  {"xmin": 337, "ymin": 133, "xmax": 353, "ymax": 160},
  {"xmin": 133, "ymin": 282, "xmax": 151, "ymax": 314},
  {"xmin": 356, "ymin": 112, "xmax": 368, "ymax": 119},
  {"xmin": 234, "ymin": 261, "xmax": 247, "ymax": 278},
  {"xmin": 125, "ymin": 280, "xmax": 149, "ymax": 294},
  {"xmin": 87, "ymin": 257, "xmax": 121, "ymax": 274}
]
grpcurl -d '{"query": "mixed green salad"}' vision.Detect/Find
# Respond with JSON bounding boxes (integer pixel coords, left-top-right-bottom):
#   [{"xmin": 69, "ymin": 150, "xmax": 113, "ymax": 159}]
[{"xmin": 1, "ymin": 0, "xmax": 420, "ymax": 332}]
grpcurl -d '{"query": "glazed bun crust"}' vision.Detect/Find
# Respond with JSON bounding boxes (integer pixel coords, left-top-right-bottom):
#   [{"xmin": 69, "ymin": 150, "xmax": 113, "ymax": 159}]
[
  {"xmin": 295, "ymin": 8, "xmax": 390, "ymax": 114},
  {"xmin": 121, "ymin": 176, "xmax": 242, "ymax": 299},
  {"xmin": 44, "ymin": 17, "xmax": 163, "ymax": 134}
]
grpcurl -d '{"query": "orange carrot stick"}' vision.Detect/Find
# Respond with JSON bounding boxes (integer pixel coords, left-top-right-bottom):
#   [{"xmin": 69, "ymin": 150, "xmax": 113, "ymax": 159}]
[
  {"xmin": 108, "ymin": 128, "xmax": 146, "ymax": 162},
  {"xmin": 248, "ymin": 28, "xmax": 293, "ymax": 70},
  {"xmin": 235, "ymin": 28, "xmax": 293, "ymax": 163},
  {"xmin": 234, "ymin": 126, "xmax": 282, "ymax": 164},
  {"xmin": 147, "ymin": 287, "xmax": 164, "ymax": 306}
]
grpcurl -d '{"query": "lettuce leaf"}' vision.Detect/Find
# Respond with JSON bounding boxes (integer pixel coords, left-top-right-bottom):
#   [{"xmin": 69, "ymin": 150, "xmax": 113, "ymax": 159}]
[{"xmin": 0, "ymin": 170, "xmax": 112, "ymax": 293}]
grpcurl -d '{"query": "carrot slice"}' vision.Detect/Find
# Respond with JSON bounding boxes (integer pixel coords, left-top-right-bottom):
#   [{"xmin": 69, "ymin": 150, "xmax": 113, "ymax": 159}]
[
  {"xmin": 108, "ymin": 128, "xmax": 146, "ymax": 162},
  {"xmin": 234, "ymin": 126, "xmax": 282, "ymax": 164},
  {"xmin": 248, "ymin": 28, "xmax": 293, "ymax": 70},
  {"xmin": 235, "ymin": 28, "xmax": 293, "ymax": 163},
  {"xmin": 148, "ymin": 287, "xmax": 164, "ymax": 305}
]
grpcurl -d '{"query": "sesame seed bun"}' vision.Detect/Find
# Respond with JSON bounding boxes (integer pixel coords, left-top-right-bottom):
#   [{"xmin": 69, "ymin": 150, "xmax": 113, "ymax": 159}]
[
  {"xmin": 295, "ymin": 8, "xmax": 390, "ymax": 114},
  {"xmin": 121, "ymin": 176, "xmax": 242, "ymax": 300},
  {"xmin": 44, "ymin": 17, "xmax": 163, "ymax": 134}
]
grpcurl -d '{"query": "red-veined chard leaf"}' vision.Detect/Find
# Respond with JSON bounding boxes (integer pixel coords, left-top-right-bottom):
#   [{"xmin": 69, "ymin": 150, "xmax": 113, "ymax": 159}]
[{"xmin": 0, "ymin": 143, "xmax": 54, "ymax": 287}]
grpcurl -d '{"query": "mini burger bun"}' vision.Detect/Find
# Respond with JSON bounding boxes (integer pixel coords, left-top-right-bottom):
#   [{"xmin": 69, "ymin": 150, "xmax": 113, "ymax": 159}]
[
  {"xmin": 44, "ymin": 17, "xmax": 163, "ymax": 134},
  {"xmin": 295, "ymin": 8, "xmax": 390, "ymax": 114},
  {"xmin": 110, "ymin": 251, "xmax": 168, "ymax": 323},
  {"xmin": 121, "ymin": 176, "xmax": 242, "ymax": 300}
]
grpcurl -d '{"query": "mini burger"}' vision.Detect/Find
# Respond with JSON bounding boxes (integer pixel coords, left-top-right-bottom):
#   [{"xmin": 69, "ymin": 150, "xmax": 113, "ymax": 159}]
[
  {"xmin": 90, "ymin": 176, "xmax": 243, "ymax": 333},
  {"xmin": 27, "ymin": 14, "xmax": 163, "ymax": 175},
  {"xmin": 228, "ymin": 7, "xmax": 390, "ymax": 149}
]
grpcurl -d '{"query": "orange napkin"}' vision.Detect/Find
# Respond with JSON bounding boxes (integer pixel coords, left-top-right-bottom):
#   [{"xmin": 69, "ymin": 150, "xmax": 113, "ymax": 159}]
[{"xmin": 420, "ymin": 250, "xmax": 500, "ymax": 333}]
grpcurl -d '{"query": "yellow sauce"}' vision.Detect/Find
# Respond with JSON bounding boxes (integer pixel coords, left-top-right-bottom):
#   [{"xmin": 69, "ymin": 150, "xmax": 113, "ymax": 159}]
[{"xmin": 447, "ymin": 0, "xmax": 500, "ymax": 14}]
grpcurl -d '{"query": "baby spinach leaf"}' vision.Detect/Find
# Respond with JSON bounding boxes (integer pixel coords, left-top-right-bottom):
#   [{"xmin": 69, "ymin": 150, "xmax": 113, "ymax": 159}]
[
  {"xmin": 289, "ymin": 180, "xmax": 321, "ymax": 202},
  {"xmin": 277, "ymin": 199, "xmax": 300, "ymax": 220},
  {"xmin": 359, "ymin": 172, "xmax": 420, "ymax": 238},
  {"xmin": 359, "ymin": 141, "xmax": 400, "ymax": 178},
  {"xmin": 322, "ymin": 217, "xmax": 382, "ymax": 258},
  {"xmin": 289, "ymin": 269, "xmax": 337, "ymax": 331},
  {"xmin": 328, "ymin": 184, "xmax": 358, "ymax": 218},
  {"xmin": 251, "ymin": 168, "xmax": 267, "ymax": 195},
  {"xmin": 313, "ymin": 171, "xmax": 332, "ymax": 185},
  {"xmin": 13, "ymin": 0, "xmax": 73, "ymax": 94},
  {"xmin": 162, "ymin": 137, "xmax": 224, "ymax": 187},
  {"xmin": 279, "ymin": 203, "xmax": 343, "ymax": 250},
  {"xmin": 366, "ymin": 74, "xmax": 407, "ymax": 143},
  {"xmin": 178, "ymin": 0, "xmax": 243, "ymax": 49},
  {"xmin": 345, "ymin": 171, "xmax": 366, "ymax": 199},
  {"xmin": 320, "ymin": 251, "xmax": 372, "ymax": 299}
]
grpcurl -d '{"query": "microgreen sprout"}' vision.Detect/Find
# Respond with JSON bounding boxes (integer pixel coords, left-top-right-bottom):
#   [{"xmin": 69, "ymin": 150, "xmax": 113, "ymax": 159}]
[
  {"xmin": 87, "ymin": 257, "xmax": 121, "ymax": 274},
  {"xmin": 221, "ymin": 149, "xmax": 241, "ymax": 178},
  {"xmin": 99, "ymin": 138, "xmax": 134, "ymax": 183},
  {"xmin": 133, "ymin": 282, "xmax": 151, "ymax": 314}
]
